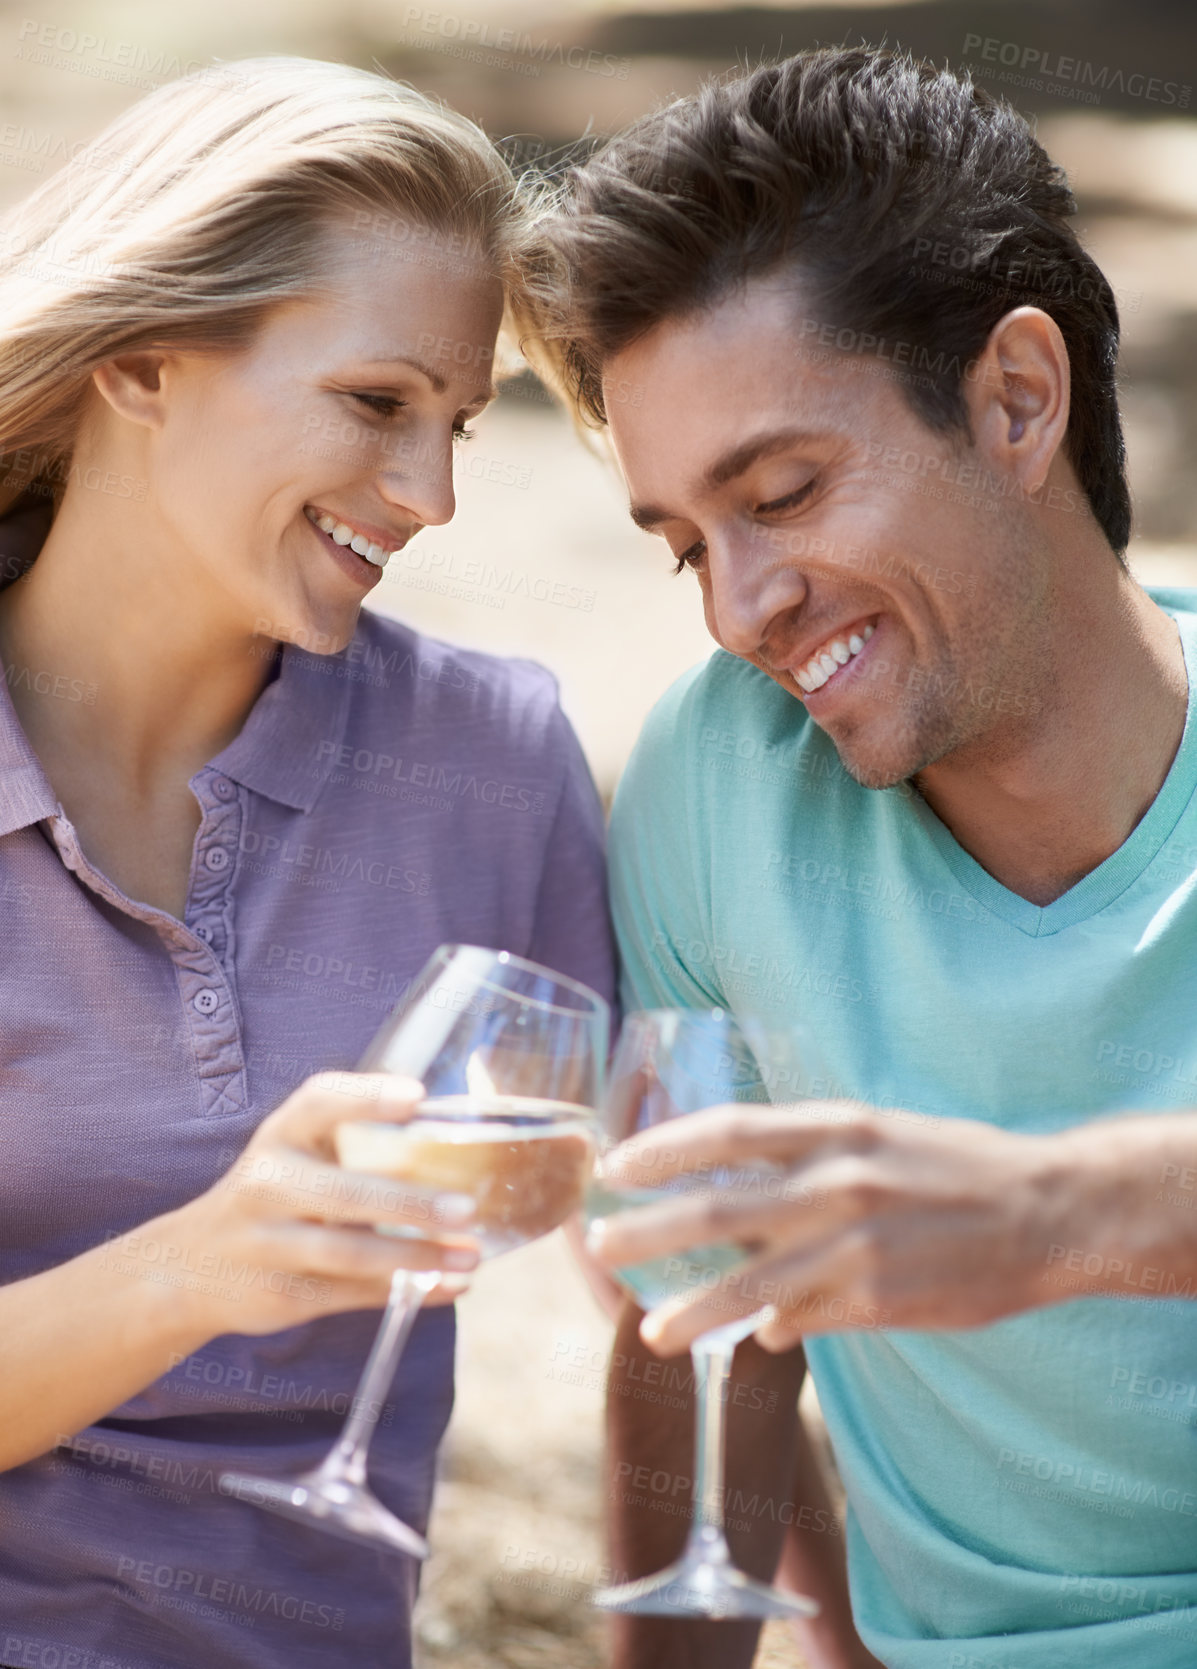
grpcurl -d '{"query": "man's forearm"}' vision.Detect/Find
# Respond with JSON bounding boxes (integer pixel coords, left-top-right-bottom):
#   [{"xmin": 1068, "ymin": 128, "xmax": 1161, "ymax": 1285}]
[
  {"xmin": 605, "ymin": 1297, "xmax": 806, "ymax": 1669},
  {"xmin": 1044, "ymin": 1112, "xmax": 1197, "ymax": 1302}
]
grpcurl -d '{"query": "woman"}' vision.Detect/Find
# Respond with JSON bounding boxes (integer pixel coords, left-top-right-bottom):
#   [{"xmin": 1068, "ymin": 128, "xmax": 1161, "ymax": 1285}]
[{"xmin": 0, "ymin": 57, "xmax": 614, "ymax": 1667}]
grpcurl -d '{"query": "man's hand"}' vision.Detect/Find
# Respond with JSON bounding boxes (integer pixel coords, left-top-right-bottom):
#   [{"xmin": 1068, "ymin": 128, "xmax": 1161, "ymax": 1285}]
[{"xmin": 585, "ymin": 1102, "xmax": 1196, "ymax": 1354}]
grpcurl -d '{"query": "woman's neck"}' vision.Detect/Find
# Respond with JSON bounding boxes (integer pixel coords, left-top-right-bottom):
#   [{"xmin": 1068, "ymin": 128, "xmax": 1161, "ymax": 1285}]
[{"xmin": 0, "ymin": 485, "xmax": 273, "ymax": 796}]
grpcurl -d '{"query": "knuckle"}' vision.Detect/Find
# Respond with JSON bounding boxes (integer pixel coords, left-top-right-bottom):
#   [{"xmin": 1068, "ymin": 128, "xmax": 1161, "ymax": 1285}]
[
  {"xmin": 723, "ymin": 1107, "xmax": 764, "ymax": 1151},
  {"xmin": 325, "ymin": 1233, "xmax": 385, "ymax": 1280},
  {"xmin": 833, "ymin": 1156, "xmax": 888, "ymax": 1213},
  {"xmin": 841, "ymin": 1225, "xmax": 886, "ymax": 1304},
  {"xmin": 705, "ymin": 1194, "xmax": 742, "ymax": 1236},
  {"xmin": 843, "ymin": 1105, "xmax": 882, "ymax": 1152}
]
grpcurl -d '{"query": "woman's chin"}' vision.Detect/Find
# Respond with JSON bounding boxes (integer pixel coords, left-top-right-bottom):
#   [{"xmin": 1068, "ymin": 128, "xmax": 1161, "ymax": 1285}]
[{"xmin": 246, "ymin": 598, "xmax": 361, "ymax": 659}]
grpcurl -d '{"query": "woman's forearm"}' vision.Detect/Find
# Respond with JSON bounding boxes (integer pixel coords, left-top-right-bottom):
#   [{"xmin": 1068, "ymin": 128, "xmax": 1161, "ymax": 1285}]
[
  {"xmin": 0, "ymin": 1072, "xmax": 487, "ymax": 1473},
  {"xmin": 0, "ymin": 1205, "xmax": 210, "ymax": 1473}
]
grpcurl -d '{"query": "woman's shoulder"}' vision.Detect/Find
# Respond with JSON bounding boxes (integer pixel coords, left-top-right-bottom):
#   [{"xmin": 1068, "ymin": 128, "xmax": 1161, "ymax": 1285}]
[{"xmin": 342, "ymin": 609, "xmax": 568, "ymax": 753}]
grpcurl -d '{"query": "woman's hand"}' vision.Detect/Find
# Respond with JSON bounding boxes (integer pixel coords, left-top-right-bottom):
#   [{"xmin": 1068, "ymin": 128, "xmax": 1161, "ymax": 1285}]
[
  {"xmin": 109, "ymin": 1071, "xmax": 481, "ymax": 1341},
  {"xmin": 584, "ymin": 1101, "xmax": 1080, "ymax": 1354}
]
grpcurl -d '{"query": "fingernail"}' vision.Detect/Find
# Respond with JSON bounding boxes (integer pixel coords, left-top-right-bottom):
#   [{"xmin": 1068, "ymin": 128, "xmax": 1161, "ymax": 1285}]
[
  {"xmin": 380, "ymin": 1075, "xmax": 425, "ymax": 1103},
  {"xmin": 584, "ymin": 1223, "xmax": 606, "ymax": 1254},
  {"xmin": 443, "ymin": 1247, "xmax": 479, "ymax": 1270},
  {"xmin": 436, "ymin": 1194, "xmax": 476, "ymax": 1224}
]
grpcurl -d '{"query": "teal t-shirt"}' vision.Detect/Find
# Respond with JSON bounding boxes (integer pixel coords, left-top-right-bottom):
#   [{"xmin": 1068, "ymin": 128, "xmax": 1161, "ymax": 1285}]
[{"xmin": 608, "ymin": 587, "xmax": 1197, "ymax": 1666}]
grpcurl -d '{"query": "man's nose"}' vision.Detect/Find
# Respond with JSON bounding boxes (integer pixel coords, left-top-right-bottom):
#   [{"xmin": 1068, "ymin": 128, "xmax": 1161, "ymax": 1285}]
[{"xmin": 706, "ymin": 535, "xmax": 805, "ymax": 658}]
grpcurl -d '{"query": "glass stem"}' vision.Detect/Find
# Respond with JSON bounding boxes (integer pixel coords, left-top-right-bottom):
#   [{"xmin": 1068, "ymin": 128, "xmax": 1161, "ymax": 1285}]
[
  {"xmin": 318, "ymin": 1269, "xmax": 436, "ymax": 1488},
  {"xmin": 685, "ymin": 1330, "xmax": 737, "ymax": 1560}
]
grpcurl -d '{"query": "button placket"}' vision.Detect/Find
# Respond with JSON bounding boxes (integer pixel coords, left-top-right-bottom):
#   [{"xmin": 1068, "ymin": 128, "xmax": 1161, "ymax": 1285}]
[
  {"xmin": 178, "ymin": 770, "xmax": 247, "ymax": 1115},
  {"xmin": 187, "ymin": 772, "xmax": 241, "ymax": 960},
  {"xmin": 41, "ymin": 803, "xmax": 250, "ymax": 1118}
]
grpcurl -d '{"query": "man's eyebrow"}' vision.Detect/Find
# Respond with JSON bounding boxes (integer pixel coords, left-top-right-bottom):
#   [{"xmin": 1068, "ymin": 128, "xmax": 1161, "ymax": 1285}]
[
  {"xmin": 702, "ymin": 428, "xmax": 825, "ymax": 491},
  {"xmin": 355, "ymin": 354, "xmax": 496, "ymax": 406},
  {"xmin": 628, "ymin": 428, "xmax": 826, "ymax": 532}
]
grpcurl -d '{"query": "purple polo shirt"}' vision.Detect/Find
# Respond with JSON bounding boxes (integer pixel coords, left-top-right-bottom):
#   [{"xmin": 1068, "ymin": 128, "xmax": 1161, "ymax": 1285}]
[{"xmin": 0, "ymin": 549, "xmax": 615, "ymax": 1667}]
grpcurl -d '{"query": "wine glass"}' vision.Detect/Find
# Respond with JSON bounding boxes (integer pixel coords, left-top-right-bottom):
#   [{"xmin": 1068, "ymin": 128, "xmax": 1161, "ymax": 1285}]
[
  {"xmin": 220, "ymin": 944, "xmax": 609, "ymax": 1557},
  {"xmin": 585, "ymin": 1008, "xmax": 820, "ymax": 1620}
]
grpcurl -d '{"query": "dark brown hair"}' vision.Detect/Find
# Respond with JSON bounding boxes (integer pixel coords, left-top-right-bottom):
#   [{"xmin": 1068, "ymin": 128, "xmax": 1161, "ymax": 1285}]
[{"xmin": 526, "ymin": 47, "xmax": 1130, "ymax": 556}]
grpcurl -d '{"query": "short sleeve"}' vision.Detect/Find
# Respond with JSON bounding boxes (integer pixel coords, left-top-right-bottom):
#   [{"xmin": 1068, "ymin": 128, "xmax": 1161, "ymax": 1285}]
[
  {"xmin": 526, "ymin": 702, "xmax": 618, "ymax": 1016},
  {"xmin": 608, "ymin": 665, "xmax": 725, "ymax": 1016}
]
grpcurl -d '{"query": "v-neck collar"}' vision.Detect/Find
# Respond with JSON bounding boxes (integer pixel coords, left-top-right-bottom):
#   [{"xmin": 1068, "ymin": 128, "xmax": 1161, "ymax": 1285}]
[{"xmin": 906, "ymin": 594, "xmax": 1197, "ymax": 938}]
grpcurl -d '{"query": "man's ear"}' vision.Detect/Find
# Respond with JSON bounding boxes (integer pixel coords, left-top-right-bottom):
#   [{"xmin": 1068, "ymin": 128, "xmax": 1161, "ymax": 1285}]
[
  {"xmin": 963, "ymin": 306, "xmax": 1071, "ymax": 498},
  {"xmin": 91, "ymin": 352, "xmax": 171, "ymax": 430}
]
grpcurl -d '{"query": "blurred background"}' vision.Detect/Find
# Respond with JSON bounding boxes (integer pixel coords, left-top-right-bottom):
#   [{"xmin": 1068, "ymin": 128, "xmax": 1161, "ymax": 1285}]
[{"xmin": 2, "ymin": 1, "xmax": 1192, "ymax": 1663}]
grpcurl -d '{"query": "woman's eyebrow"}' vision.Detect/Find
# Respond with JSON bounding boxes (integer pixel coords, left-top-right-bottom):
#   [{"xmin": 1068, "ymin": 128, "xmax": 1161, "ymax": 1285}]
[{"xmin": 353, "ymin": 354, "xmax": 496, "ymax": 408}]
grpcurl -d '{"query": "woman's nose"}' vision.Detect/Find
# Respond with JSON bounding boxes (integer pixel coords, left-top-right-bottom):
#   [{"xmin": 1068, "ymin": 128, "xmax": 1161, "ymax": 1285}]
[{"xmin": 376, "ymin": 438, "xmax": 457, "ymax": 529}]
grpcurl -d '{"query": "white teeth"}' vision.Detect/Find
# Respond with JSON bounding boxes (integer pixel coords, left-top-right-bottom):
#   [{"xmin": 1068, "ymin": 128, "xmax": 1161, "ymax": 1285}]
[
  {"xmin": 796, "ymin": 621, "xmax": 876, "ymax": 695},
  {"xmin": 307, "ymin": 508, "xmax": 393, "ymax": 567}
]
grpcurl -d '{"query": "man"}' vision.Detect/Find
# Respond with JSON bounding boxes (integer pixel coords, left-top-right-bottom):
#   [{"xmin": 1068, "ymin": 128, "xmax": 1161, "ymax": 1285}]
[{"xmin": 530, "ymin": 46, "xmax": 1197, "ymax": 1669}]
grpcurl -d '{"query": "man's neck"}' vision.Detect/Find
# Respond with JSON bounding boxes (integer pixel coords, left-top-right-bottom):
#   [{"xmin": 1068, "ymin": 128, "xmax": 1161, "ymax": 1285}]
[{"xmin": 913, "ymin": 574, "xmax": 1189, "ymax": 907}]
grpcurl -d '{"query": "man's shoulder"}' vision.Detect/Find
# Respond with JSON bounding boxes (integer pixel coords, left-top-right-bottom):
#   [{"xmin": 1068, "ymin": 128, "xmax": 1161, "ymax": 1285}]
[
  {"xmin": 1144, "ymin": 583, "xmax": 1197, "ymax": 622},
  {"xmin": 637, "ymin": 648, "xmax": 813, "ymax": 749},
  {"xmin": 617, "ymin": 649, "xmax": 832, "ymax": 835}
]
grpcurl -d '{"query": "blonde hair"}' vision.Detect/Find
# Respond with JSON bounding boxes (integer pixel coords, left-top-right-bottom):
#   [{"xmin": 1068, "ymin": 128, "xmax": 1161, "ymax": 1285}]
[{"xmin": 0, "ymin": 55, "xmax": 529, "ymax": 512}]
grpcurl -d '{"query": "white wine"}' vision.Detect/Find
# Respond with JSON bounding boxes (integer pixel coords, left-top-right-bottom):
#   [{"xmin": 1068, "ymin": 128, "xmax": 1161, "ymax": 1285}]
[
  {"xmin": 336, "ymin": 1095, "xmax": 596, "ymax": 1258},
  {"xmin": 584, "ymin": 1179, "xmax": 746, "ymax": 1310}
]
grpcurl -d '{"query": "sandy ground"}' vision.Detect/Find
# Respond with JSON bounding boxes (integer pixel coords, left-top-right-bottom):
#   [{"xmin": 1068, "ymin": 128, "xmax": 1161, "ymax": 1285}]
[{"xmin": 412, "ymin": 1233, "xmax": 818, "ymax": 1669}]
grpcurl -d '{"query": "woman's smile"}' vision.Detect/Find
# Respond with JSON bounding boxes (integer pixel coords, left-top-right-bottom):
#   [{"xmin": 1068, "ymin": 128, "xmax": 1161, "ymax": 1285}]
[
  {"xmin": 302, "ymin": 502, "xmax": 409, "ymax": 590},
  {"xmin": 302, "ymin": 502, "xmax": 407, "ymax": 569}
]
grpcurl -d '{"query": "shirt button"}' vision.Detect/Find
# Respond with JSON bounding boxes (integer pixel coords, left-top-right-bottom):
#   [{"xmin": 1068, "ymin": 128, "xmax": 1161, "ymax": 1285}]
[
  {"xmin": 213, "ymin": 777, "xmax": 234, "ymax": 800},
  {"xmin": 194, "ymin": 924, "xmax": 213, "ymax": 943},
  {"xmin": 193, "ymin": 988, "xmax": 219, "ymax": 1015},
  {"xmin": 205, "ymin": 847, "xmax": 230, "ymax": 872}
]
